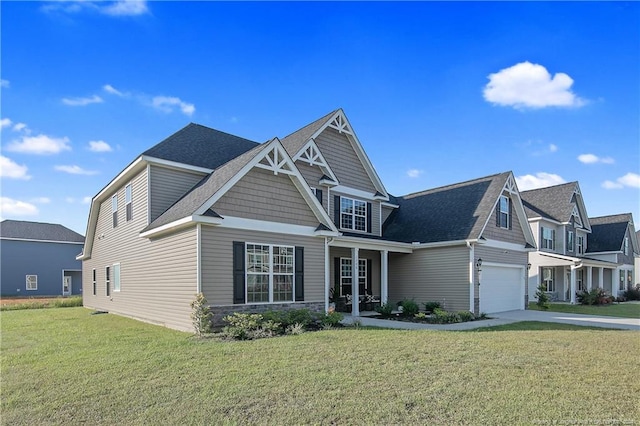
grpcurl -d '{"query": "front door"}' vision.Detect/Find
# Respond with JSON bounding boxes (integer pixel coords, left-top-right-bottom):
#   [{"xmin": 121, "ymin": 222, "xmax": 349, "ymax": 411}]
[
  {"xmin": 565, "ymin": 270, "xmax": 571, "ymax": 301},
  {"xmin": 63, "ymin": 276, "xmax": 72, "ymax": 296}
]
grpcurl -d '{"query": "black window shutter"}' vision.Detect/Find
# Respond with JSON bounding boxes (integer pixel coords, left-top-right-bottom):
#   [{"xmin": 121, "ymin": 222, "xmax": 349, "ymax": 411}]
[
  {"xmin": 496, "ymin": 201, "xmax": 500, "ymax": 227},
  {"xmin": 315, "ymin": 189, "xmax": 323, "ymax": 206},
  {"xmin": 366, "ymin": 259, "xmax": 372, "ymax": 295},
  {"xmin": 232, "ymin": 241, "xmax": 245, "ymax": 304},
  {"xmin": 334, "ymin": 257, "xmax": 340, "ymax": 296},
  {"xmin": 366, "ymin": 202, "xmax": 372, "ymax": 233},
  {"xmin": 334, "ymin": 195, "xmax": 340, "ymax": 225},
  {"xmin": 508, "ymin": 198, "xmax": 513, "ymax": 230},
  {"xmin": 295, "ymin": 246, "xmax": 304, "ymax": 301}
]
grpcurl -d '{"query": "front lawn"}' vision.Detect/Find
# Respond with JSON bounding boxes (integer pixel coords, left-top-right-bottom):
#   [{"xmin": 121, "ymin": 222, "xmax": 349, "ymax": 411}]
[
  {"xmin": 470, "ymin": 321, "xmax": 620, "ymax": 332},
  {"xmin": 2, "ymin": 308, "xmax": 638, "ymax": 425},
  {"xmin": 528, "ymin": 302, "xmax": 640, "ymax": 318}
]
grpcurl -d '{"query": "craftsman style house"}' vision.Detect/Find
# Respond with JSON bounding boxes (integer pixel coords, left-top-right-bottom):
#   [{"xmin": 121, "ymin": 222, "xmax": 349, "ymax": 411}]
[
  {"xmin": 521, "ymin": 183, "xmax": 624, "ymax": 302},
  {"xmin": 79, "ymin": 109, "xmax": 536, "ymax": 331}
]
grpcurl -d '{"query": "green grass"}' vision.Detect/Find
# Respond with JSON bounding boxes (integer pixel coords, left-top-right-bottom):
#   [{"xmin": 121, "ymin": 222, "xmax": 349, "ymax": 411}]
[
  {"xmin": 0, "ymin": 296, "xmax": 83, "ymax": 311},
  {"xmin": 2, "ymin": 308, "xmax": 639, "ymax": 425},
  {"xmin": 528, "ymin": 302, "xmax": 640, "ymax": 318},
  {"xmin": 469, "ymin": 321, "xmax": 620, "ymax": 332}
]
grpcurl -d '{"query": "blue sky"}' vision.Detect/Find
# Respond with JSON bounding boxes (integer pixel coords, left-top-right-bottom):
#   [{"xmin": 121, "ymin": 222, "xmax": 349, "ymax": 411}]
[{"xmin": 1, "ymin": 1, "xmax": 638, "ymax": 235}]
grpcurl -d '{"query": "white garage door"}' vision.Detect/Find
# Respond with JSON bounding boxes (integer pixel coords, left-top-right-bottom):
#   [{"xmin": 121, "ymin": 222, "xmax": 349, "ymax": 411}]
[{"xmin": 480, "ymin": 265, "xmax": 524, "ymax": 313}]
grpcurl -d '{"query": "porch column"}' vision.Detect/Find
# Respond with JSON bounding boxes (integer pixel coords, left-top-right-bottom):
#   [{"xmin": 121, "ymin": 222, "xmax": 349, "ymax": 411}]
[
  {"xmin": 598, "ymin": 268, "xmax": 604, "ymax": 289},
  {"xmin": 570, "ymin": 266, "xmax": 577, "ymax": 304},
  {"xmin": 586, "ymin": 266, "xmax": 593, "ymax": 291},
  {"xmin": 351, "ymin": 247, "xmax": 360, "ymax": 317},
  {"xmin": 381, "ymin": 250, "xmax": 388, "ymax": 304},
  {"xmin": 613, "ymin": 269, "xmax": 620, "ymax": 298}
]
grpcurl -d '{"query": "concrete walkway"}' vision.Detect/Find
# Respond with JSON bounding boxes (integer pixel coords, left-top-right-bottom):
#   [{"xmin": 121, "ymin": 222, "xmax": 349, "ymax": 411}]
[{"xmin": 342, "ymin": 309, "xmax": 640, "ymax": 331}]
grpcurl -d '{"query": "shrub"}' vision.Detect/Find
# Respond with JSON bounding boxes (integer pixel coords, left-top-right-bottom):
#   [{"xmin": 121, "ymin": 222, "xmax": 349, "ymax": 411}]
[
  {"xmin": 52, "ymin": 297, "xmax": 84, "ymax": 308},
  {"xmin": 535, "ymin": 285, "xmax": 550, "ymax": 310},
  {"xmin": 318, "ymin": 311, "xmax": 343, "ymax": 327},
  {"xmin": 430, "ymin": 308, "xmax": 461, "ymax": 324},
  {"xmin": 376, "ymin": 302, "xmax": 395, "ymax": 318},
  {"xmin": 286, "ymin": 323, "xmax": 306, "ymax": 335},
  {"xmin": 220, "ymin": 313, "xmax": 282, "ymax": 340},
  {"xmin": 190, "ymin": 293, "xmax": 213, "ymax": 336},
  {"xmin": 400, "ymin": 299, "xmax": 420, "ymax": 317},
  {"xmin": 457, "ymin": 311, "xmax": 475, "ymax": 322},
  {"xmin": 577, "ymin": 288, "xmax": 613, "ymax": 305},
  {"xmin": 423, "ymin": 301, "xmax": 441, "ymax": 313},
  {"xmin": 414, "ymin": 312, "xmax": 428, "ymax": 320},
  {"xmin": 623, "ymin": 285, "xmax": 640, "ymax": 301}
]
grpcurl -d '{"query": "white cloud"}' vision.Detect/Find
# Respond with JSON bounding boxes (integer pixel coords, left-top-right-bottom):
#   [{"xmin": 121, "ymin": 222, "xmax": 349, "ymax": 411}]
[
  {"xmin": 0, "ymin": 79, "xmax": 9, "ymax": 88},
  {"xmin": 577, "ymin": 153, "xmax": 614, "ymax": 164},
  {"xmin": 548, "ymin": 144, "xmax": 558, "ymax": 153},
  {"xmin": 62, "ymin": 95, "xmax": 104, "ymax": 106},
  {"xmin": 515, "ymin": 172, "xmax": 566, "ymax": 191},
  {"xmin": 55, "ymin": 165, "xmax": 99, "ymax": 175},
  {"xmin": 88, "ymin": 140, "xmax": 113, "ymax": 152},
  {"xmin": 82, "ymin": 196, "xmax": 92, "ymax": 204},
  {"xmin": 0, "ymin": 155, "xmax": 31, "ymax": 180},
  {"xmin": 13, "ymin": 122, "xmax": 29, "ymax": 133},
  {"xmin": 602, "ymin": 180, "xmax": 623, "ymax": 190},
  {"xmin": 0, "ymin": 197, "xmax": 38, "ymax": 217},
  {"xmin": 406, "ymin": 169, "xmax": 423, "ymax": 178},
  {"xmin": 103, "ymin": 84, "xmax": 126, "ymax": 97},
  {"xmin": 7, "ymin": 134, "xmax": 71, "ymax": 155},
  {"xmin": 30, "ymin": 197, "xmax": 51, "ymax": 204},
  {"xmin": 1, "ymin": 118, "xmax": 11, "ymax": 129},
  {"xmin": 102, "ymin": 0, "xmax": 149, "ymax": 16},
  {"xmin": 151, "ymin": 96, "xmax": 195, "ymax": 116},
  {"xmin": 602, "ymin": 173, "xmax": 639, "ymax": 190},
  {"xmin": 483, "ymin": 61, "xmax": 586, "ymax": 109}
]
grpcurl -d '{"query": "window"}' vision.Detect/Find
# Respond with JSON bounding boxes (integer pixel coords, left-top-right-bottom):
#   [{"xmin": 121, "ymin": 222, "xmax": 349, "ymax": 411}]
[
  {"xmin": 577, "ymin": 269, "xmax": 585, "ymax": 292},
  {"xmin": 624, "ymin": 237, "xmax": 629, "ymax": 256},
  {"xmin": 340, "ymin": 197, "xmax": 367, "ymax": 232},
  {"xmin": 340, "ymin": 258, "xmax": 367, "ymax": 296},
  {"xmin": 92, "ymin": 269, "xmax": 96, "ymax": 295},
  {"xmin": 619, "ymin": 271, "xmax": 626, "ymax": 291},
  {"xmin": 497, "ymin": 195, "xmax": 510, "ymax": 229},
  {"xmin": 112, "ymin": 195, "xmax": 118, "ymax": 228},
  {"xmin": 105, "ymin": 266, "xmax": 111, "ymax": 296},
  {"xmin": 125, "ymin": 184, "xmax": 133, "ymax": 222},
  {"xmin": 113, "ymin": 263, "xmax": 121, "ymax": 292},
  {"xmin": 246, "ymin": 244, "xmax": 294, "ymax": 303},
  {"xmin": 26, "ymin": 275, "xmax": 37, "ymax": 291},
  {"xmin": 567, "ymin": 231, "xmax": 574, "ymax": 252},
  {"xmin": 542, "ymin": 227, "xmax": 555, "ymax": 250},
  {"xmin": 311, "ymin": 187, "xmax": 323, "ymax": 206},
  {"xmin": 541, "ymin": 268, "xmax": 555, "ymax": 292},
  {"xmin": 577, "ymin": 236, "xmax": 584, "ymax": 255}
]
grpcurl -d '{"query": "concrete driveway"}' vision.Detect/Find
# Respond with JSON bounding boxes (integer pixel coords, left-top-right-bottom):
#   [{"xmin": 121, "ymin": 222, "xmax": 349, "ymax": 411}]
[{"xmin": 493, "ymin": 309, "xmax": 640, "ymax": 331}]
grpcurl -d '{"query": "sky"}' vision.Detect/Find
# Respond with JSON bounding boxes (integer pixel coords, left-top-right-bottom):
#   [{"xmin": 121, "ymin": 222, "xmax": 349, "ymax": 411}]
[{"xmin": 1, "ymin": 1, "xmax": 639, "ymax": 235}]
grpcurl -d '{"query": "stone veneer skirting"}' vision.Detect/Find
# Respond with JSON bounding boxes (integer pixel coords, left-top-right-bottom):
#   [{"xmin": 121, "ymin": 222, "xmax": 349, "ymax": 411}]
[{"xmin": 210, "ymin": 302, "xmax": 325, "ymax": 328}]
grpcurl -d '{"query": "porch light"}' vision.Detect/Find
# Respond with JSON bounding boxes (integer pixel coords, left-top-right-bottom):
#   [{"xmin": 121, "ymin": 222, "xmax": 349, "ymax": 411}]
[
  {"xmin": 527, "ymin": 263, "xmax": 532, "ymax": 270},
  {"xmin": 476, "ymin": 258, "xmax": 483, "ymax": 271}
]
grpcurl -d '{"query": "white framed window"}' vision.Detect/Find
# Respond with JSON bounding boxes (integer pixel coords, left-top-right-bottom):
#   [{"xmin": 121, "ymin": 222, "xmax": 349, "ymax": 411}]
[
  {"xmin": 577, "ymin": 269, "xmax": 585, "ymax": 292},
  {"xmin": 105, "ymin": 266, "xmax": 111, "ymax": 296},
  {"xmin": 246, "ymin": 243, "xmax": 294, "ymax": 303},
  {"xmin": 92, "ymin": 269, "xmax": 96, "ymax": 295},
  {"xmin": 340, "ymin": 258, "xmax": 367, "ymax": 296},
  {"xmin": 542, "ymin": 227, "xmax": 555, "ymax": 250},
  {"xmin": 619, "ymin": 271, "xmax": 626, "ymax": 291},
  {"xmin": 624, "ymin": 237, "xmax": 629, "ymax": 256},
  {"xmin": 26, "ymin": 275, "xmax": 37, "ymax": 291},
  {"xmin": 112, "ymin": 195, "xmax": 118, "ymax": 228},
  {"xmin": 340, "ymin": 197, "xmax": 367, "ymax": 232},
  {"xmin": 498, "ymin": 195, "xmax": 510, "ymax": 229},
  {"xmin": 113, "ymin": 263, "xmax": 121, "ymax": 292},
  {"xmin": 541, "ymin": 267, "xmax": 555, "ymax": 292},
  {"xmin": 125, "ymin": 184, "xmax": 133, "ymax": 222},
  {"xmin": 577, "ymin": 236, "xmax": 584, "ymax": 255},
  {"xmin": 567, "ymin": 231, "xmax": 574, "ymax": 252}
]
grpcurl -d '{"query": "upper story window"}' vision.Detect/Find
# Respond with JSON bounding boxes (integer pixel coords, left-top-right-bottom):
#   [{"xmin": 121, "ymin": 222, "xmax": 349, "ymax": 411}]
[
  {"xmin": 541, "ymin": 227, "xmax": 555, "ymax": 250},
  {"xmin": 125, "ymin": 184, "xmax": 133, "ymax": 222},
  {"xmin": 497, "ymin": 195, "xmax": 511, "ymax": 229},
  {"xmin": 112, "ymin": 195, "xmax": 118, "ymax": 228},
  {"xmin": 567, "ymin": 231, "xmax": 574, "ymax": 252},
  {"xmin": 624, "ymin": 237, "xmax": 629, "ymax": 255},
  {"xmin": 340, "ymin": 197, "xmax": 367, "ymax": 232},
  {"xmin": 577, "ymin": 236, "xmax": 584, "ymax": 255}
]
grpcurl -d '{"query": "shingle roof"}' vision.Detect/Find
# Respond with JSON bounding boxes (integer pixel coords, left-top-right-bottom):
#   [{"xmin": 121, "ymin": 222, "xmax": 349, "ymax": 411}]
[
  {"xmin": 382, "ymin": 172, "xmax": 511, "ymax": 243},
  {"xmin": 142, "ymin": 123, "xmax": 259, "ymax": 169},
  {"xmin": 0, "ymin": 220, "xmax": 84, "ymax": 243},
  {"xmin": 520, "ymin": 182, "xmax": 577, "ymax": 221},
  {"xmin": 587, "ymin": 213, "xmax": 632, "ymax": 253},
  {"xmin": 280, "ymin": 109, "xmax": 339, "ymax": 156}
]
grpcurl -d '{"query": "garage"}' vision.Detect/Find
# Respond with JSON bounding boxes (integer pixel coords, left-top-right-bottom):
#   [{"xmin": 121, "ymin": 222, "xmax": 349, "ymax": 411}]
[{"xmin": 480, "ymin": 265, "xmax": 524, "ymax": 313}]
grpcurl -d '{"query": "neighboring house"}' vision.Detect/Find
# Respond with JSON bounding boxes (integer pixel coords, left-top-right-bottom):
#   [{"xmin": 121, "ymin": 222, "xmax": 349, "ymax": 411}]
[
  {"xmin": 636, "ymin": 230, "xmax": 640, "ymax": 285},
  {"xmin": 586, "ymin": 214, "xmax": 638, "ymax": 295},
  {"xmin": 1, "ymin": 220, "xmax": 84, "ymax": 297},
  {"xmin": 79, "ymin": 109, "xmax": 536, "ymax": 332},
  {"xmin": 521, "ymin": 183, "xmax": 619, "ymax": 303}
]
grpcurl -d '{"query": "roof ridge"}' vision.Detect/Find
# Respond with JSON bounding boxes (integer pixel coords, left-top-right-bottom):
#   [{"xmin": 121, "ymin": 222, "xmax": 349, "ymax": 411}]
[
  {"xmin": 520, "ymin": 181, "xmax": 577, "ymax": 194},
  {"xmin": 400, "ymin": 171, "xmax": 510, "ymax": 199},
  {"xmin": 281, "ymin": 109, "xmax": 340, "ymax": 141}
]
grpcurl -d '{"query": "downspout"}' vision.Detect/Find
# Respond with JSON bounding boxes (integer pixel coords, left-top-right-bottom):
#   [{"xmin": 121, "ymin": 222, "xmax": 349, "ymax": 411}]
[{"xmin": 325, "ymin": 237, "xmax": 332, "ymax": 313}]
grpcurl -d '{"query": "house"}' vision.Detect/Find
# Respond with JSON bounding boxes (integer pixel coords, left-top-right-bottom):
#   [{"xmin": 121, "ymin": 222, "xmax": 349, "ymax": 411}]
[
  {"xmin": 636, "ymin": 230, "xmax": 640, "ymax": 285},
  {"xmin": 521, "ymin": 182, "xmax": 620, "ymax": 303},
  {"xmin": 79, "ymin": 109, "xmax": 536, "ymax": 331},
  {"xmin": 586, "ymin": 213, "xmax": 638, "ymax": 295},
  {"xmin": 0, "ymin": 220, "xmax": 84, "ymax": 297}
]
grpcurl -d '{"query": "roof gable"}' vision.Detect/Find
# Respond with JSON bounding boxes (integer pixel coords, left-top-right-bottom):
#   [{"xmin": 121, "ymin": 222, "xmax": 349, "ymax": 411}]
[
  {"xmin": 521, "ymin": 182, "xmax": 591, "ymax": 230},
  {"xmin": 1, "ymin": 220, "xmax": 84, "ymax": 243},
  {"xmin": 587, "ymin": 213, "xmax": 636, "ymax": 253}
]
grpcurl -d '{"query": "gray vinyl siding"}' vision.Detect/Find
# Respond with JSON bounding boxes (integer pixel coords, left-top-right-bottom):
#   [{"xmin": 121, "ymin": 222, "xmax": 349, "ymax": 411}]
[
  {"xmin": 381, "ymin": 205, "xmax": 395, "ymax": 226},
  {"xmin": 82, "ymin": 167, "xmax": 198, "ymax": 332},
  {"xmin": 295, "ymin": 162, "xmax": 328, "ymax": 210},
  {"xmin": 481, "ymin": 196, "xmax": 527, "ymax": 245},
  {"xmin": 212, "ymin": 167, "xmax": 319, "ymax": 227},
  {"xmin": 200, "ymin": 226, "xmax": 325, "ymax": 305},
  {"xmin": 329, "ymin": 248, "xmax": 381, "ymax": 297},
  {"xmin": 565, "ymin": 219, "xmax": 577, "ymax": 256},
  {"xmin": 332, "ymin": 190, "xmax": 382, "ymax": 237},
  {"xmin": 618, "ymin": 227, "xmax": 635, "ymax": 266},
  {"xmin": 388, "ymin": 245, "xmax": 470, "ymax": 311},
  {"xmin": 474, "ymin": 245, "xmax": 529, "ymax": 304},
  {"xmin": 149, "ymin": 165, "xmax": 206, "ymax": 222},
  {"xmin": 314, "ymin": 127, "xmax": 376, "ymax": 193}
]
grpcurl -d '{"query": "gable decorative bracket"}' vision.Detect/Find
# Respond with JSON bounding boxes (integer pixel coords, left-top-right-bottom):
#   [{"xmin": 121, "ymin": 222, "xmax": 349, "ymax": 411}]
[
  {"xmin": 328, "ymin": 114, "xmax": 353, "ymax": 135},
  {"xmin": 255, "ymin": 145, "xmax": 295, "ymax": 176}
]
